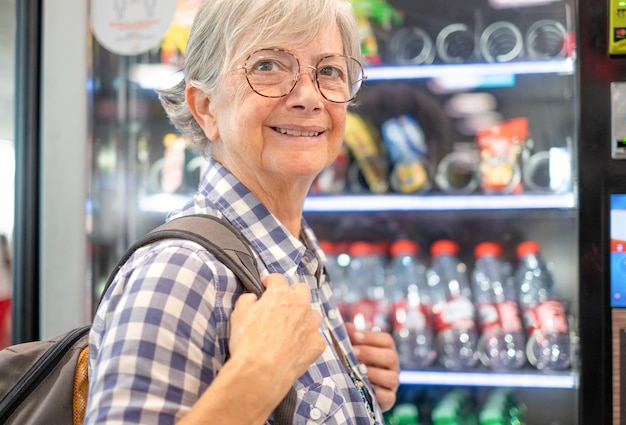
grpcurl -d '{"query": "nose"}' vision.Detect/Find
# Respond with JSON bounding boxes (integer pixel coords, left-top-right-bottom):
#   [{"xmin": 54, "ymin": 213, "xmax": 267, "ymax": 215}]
[
  {"xmin": 294, "ymin": 65, "xmax": 320, "ymax": 93},
  {"xmin": 301, "ymin": 65, "xmax": 317, "ymax": 81}
]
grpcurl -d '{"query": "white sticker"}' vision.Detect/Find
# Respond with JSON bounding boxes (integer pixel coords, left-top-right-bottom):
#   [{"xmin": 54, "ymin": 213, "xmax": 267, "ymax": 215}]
[{"xmin": 91, "ymin": 0, "xmax": 176, "ymax": 56}]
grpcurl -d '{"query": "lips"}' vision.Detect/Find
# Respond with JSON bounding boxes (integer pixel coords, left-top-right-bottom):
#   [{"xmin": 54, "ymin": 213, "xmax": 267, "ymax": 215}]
[{"xmin": 273, "ymin": 127, "xmax": 321, "ymax": 137}]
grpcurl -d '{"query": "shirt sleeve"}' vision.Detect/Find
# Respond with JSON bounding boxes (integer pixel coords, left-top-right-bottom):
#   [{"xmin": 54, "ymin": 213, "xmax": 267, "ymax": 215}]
[{"xmin": 85, "ymin": 239, "xmax": 244, "ymax": 425}]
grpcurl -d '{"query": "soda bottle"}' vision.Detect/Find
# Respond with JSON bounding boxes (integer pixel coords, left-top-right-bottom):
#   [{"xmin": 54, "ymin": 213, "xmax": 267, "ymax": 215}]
[
  {"xmin": 479, "ymin": 389, "xmax": 526, "ymax": 425},
  {"xmin": 515, "ymin": 240, "xmax": 571, "ymax": 370},
  {"xmin": 319, "ymin": 240, "xmax": 351, "ymax": 322},
  {"xmin": 387, "ymin": 239, "xmax": 436, "ymax": 369},
  {"xmin": 427, "ymin": 239, "xmax": 479, "ymax": 370},
  {"xmin": 386, "ymin": 403, "xmax": 421, "ymax": 425},
  {"xmin": 472, "ymin": 241, "xmax": 526, "ymax": 370},
  {"xmin": 431, "ymin": 390, "xmax": 478, "ymax": 425},
  {"xmin": 347, "ymin": 241, "xmax": 392, "ymax": 332}
]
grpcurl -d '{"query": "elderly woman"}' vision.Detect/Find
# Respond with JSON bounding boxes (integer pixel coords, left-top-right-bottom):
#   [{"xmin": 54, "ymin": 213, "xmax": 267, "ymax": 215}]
[{"xmin": 85, "ymin": 0, "xmax": 400, "ymax": 424}]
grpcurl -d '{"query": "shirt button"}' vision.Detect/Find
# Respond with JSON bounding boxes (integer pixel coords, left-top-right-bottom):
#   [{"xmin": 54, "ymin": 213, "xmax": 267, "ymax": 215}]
[
  {"xmin": 310, "ymin": 407, "xmax": 321, "ymax": 420},
  {"xmin": 359, "ymin": 363, "xmax": 368, "ymax": 375},
  {"xmin": 328, "ymin": 308, "xmax": 338, "ymax": 320}
]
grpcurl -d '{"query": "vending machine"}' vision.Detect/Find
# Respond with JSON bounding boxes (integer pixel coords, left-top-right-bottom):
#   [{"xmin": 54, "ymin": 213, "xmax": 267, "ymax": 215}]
[{"xmin": 13, "ymin": 0, "xmax": 626, "ymax": 423}]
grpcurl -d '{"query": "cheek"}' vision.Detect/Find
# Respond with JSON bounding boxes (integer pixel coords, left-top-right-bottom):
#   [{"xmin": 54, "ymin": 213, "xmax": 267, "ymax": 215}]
[
  {"xmin": 330, "ymin": 111, "xmax": 347, "ymax": 151},
  {"xmin": 213, "ymin": 82, "xmax": 259, "ymax": 137}
]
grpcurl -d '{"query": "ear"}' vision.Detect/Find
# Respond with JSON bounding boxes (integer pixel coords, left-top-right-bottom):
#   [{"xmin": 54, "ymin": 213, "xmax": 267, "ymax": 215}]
[{"xmin": 186, "ymin": 85, "xmax": 220, "ymax": 141}]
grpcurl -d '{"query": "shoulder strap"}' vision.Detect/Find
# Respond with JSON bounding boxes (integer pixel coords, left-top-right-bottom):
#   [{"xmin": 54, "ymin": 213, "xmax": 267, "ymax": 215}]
[
  {"xmin": 99, "ymin": 214, "xmax": 263, "ymax": 310},
  {"xmin": 98, "ymin": 214, "xmax": 297, "ymax": 424}
]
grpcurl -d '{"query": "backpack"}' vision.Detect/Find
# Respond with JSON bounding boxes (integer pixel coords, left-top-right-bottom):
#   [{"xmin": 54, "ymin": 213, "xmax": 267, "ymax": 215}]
[{"xmin": 0, "ymin": 214, "xmax": 297, "ymax": 425}]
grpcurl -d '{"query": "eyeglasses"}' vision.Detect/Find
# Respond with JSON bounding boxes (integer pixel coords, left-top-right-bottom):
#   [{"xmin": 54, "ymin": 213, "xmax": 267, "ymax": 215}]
[{"xmin": 237, "ymin": 48, "xmax": 366, "ymax": 104}]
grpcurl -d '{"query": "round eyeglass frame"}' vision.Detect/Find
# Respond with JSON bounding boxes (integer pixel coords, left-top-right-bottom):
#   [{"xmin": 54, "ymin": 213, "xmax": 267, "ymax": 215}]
[{"xmin": 237, "ymin": 48, "xmax": 367, "ymax": 104}]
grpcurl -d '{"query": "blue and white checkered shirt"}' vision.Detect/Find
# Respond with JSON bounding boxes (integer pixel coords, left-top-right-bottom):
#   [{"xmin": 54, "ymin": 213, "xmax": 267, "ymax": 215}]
[{"xmin": 86, "ymin": 158, "xmax": 383, "ymax": 425}]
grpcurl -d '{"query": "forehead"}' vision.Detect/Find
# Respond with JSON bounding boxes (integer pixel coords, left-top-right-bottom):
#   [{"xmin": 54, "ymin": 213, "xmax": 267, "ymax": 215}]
[{"xmin": 235, "ymin": 22, "xmax": 344, "ymax": 64}]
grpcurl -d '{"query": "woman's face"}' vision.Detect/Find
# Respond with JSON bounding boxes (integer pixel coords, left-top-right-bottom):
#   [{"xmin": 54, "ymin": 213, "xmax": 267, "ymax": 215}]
[{"xmin": 201, "ymin": 23, "xmax": 348, "ymax": 196}]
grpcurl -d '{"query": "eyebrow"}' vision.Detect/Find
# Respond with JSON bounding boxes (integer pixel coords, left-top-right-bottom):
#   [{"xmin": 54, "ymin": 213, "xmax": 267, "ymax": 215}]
[{"xmin": 260, "ymin": 47, "xmax": 346, "ymax": 61}]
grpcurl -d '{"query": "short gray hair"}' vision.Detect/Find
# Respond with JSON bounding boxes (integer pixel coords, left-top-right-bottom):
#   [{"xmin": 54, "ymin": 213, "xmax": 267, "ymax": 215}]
[{"xmin": 157, "ymin": 0, "xmax": 361, "ymax": 156}]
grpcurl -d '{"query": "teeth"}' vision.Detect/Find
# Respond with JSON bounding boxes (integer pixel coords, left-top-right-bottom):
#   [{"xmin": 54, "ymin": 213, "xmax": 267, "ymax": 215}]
[{"xmin": 276, "ymin": 128, "xmax": 320, "ymax": 137}]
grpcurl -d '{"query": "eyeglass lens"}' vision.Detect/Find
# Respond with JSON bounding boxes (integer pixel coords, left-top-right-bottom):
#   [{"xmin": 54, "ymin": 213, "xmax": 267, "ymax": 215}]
[{"xmin": 243, "ymin": 49, "xmax": 363, "ymax": 103}]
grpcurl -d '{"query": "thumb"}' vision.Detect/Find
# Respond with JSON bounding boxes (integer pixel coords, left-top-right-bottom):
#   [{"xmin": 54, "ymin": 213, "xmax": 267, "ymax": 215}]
[
  {"xmin": 233, "ymin": 292, "xmax": 258, "ymax": 311},
  {"xmin": 261, "ymin": 273, "xmax": 290, "ymax": 290}
]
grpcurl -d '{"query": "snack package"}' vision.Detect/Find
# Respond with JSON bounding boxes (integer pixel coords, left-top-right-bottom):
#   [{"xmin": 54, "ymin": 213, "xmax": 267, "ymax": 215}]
[
  {"xmin": 382, "ymin": 114, "xmax": 431, "ymax": 193},
  {"xmin": 350, "ymin": 0, "xmax": 404, "ymax": 65},
  {"xmin": 475, "ymin": 117, "xmax": 529, "ymax": 194},
  {"xmin": 344, "ymin": 112, "xmax": 389, "ymax": 194},
  {"xmin": 310, "ymin": 143, "xmax": 350, "ymax": 195}
]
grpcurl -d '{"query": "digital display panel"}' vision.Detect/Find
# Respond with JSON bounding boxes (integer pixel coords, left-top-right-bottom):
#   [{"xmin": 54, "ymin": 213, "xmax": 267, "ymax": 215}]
[{"xmin": 611, "ymin": 194, "xmax": 626, "ymax": 307}]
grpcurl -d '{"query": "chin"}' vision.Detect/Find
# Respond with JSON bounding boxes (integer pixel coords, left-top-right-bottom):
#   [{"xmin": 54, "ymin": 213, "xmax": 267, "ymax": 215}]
[{"xmin": 272, "ymin": 155, "xmax": 327, "ymax": 177}]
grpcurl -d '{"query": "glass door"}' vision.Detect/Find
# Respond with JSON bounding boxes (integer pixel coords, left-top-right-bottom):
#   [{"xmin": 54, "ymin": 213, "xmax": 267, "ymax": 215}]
[
  {"xmin": 304, "ymin": 1, "xmax": 578, "ymax": 423},
  {"xmin": 88, "ymin": 0, "xmax": 579, "ymax": 423}
]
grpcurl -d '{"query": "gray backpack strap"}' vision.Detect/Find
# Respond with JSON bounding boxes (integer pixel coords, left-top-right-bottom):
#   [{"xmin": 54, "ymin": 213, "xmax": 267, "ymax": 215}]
[
  {"xmin": 102, "ymin": 214, "xmax": 263, "ymax": 304},
  {"xmin": 145, "ymin": 214, "xmax": 264, "ymax": 297},
  {"xmin": 101, "ymin": 214, "xmax": 296, "ymax": 424}
]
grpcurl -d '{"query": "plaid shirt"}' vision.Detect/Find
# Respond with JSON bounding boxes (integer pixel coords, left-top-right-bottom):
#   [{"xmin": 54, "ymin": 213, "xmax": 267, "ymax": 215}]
[{"xmin": 86, "ymin": 158, "xmax": 383, "ymax": 425}]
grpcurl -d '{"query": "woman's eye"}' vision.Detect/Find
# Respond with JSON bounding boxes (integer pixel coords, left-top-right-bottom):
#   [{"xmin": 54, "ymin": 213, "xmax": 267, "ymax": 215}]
[
  {"xmin": 319, "ymin": 65, "xmax": 343, "ymax": 79},
  {"xmin": 255, "ymin": 60, "xmax": 278, "ymax": 72}
]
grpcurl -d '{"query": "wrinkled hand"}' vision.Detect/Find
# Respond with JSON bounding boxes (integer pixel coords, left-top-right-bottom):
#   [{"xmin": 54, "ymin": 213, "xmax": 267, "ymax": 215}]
[
  {"xmin": 230, "ymin": 274, "xmax": 325, "ymax": 393},
  {"xmin": 345, "ymin": 322, "xmax": 400, "ymax": 412}
]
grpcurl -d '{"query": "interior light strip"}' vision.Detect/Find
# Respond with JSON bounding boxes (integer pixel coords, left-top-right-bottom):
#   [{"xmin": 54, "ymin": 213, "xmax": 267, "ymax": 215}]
[
  {"xmin": 139, "ymin": 193, "xmax": 577, "ymax": 214},
  {"xmin": 399, "ymin": 370, "xmax": 579, "ymax": 389},
  {"xmin": 364, "ymin": 59, "xmax": 575, "ymax": 81},
  {"xmin": 303, "ymin": 193, "xmax": 576, "ymax": 212}
]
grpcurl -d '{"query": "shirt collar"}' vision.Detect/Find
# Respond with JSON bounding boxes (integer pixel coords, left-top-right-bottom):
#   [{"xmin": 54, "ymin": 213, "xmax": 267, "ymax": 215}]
[{"xmin": 173, "ymin": 158, "xmax": 312, "ymax": 282}]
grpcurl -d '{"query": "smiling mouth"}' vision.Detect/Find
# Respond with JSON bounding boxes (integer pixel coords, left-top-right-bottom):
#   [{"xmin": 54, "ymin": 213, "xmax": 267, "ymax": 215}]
[{"xmin": 273, "ymin": 127, "xmax": 321, "ymax": 137}]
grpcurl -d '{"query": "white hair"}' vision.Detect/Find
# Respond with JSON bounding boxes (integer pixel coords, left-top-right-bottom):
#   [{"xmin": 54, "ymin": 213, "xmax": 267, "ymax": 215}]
[{"xmin": 157, "ymin": 0, "xmax": 361, "ymax": 156}]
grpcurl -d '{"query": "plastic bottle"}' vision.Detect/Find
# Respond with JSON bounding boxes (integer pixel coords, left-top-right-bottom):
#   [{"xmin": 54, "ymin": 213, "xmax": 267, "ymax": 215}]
[
  {"xmin": 387, "ymin": 239, "xmax": 436, "ymax": 369},
  {"xmin": 515, "ymin": 240, "xmax": 571, "ymax": 370},
  {"xmin": 319, "ymin": 240, "xmax": 351, "ymax": 322},
  {"xmin": 427, "ymin": 239, "xmax": 479, "ymax": 370},
  {"xmin": 479, "ymin": 389, "xmax": 526, "ymax": 425},
  {"xmin": 347, "ymin": 241, "xmax": 392, "ymax": 332},
  {"xmin": 386, "ymin": 403, "xmax": 421, "ymax": 425},
  {"xmin": 431, "ymin": 390, "xmax": 478, "ymax": 425},
  {"xmin": 472, "ymin": 242, "xmax": 526, "ymax": 370}
]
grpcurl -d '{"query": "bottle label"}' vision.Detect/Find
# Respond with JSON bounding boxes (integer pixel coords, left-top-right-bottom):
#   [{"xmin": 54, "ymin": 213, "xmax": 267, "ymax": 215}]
[
  {"xmin": 392, "ymin": 299, "xmax": 430, "ymax": 331},
  {"xmin": 433, "ymin": 295, "xmax": 476, "ymax": 332},
  {"xmin": 523, "ymin": 299, "xmax": 568, "ymax": 336},
  {"xmin": 351, "ymin": 298, "xmax": 391, "ymax": 333},
  {"xmin": 498, "ymin": 300, "xmax": 524, "ymax": 333},
  {"xmin": 478, "ymin": 300, "xmax": 523, "ymax": 333},
  {"xmin": 335, "ymin": 301, "xmax": 352, "ymax": 323},
  {"xmin": 477, "ymin": 302, "xmax": 499, "ymax": 331}
]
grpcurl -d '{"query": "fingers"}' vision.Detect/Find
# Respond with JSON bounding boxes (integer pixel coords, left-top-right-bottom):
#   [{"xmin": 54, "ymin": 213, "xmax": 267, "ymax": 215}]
[
  {"xmin": 364, "ymin": 363, "xmax": 400, "ymax": 392},
  {"xmin": 344, "ymin": 320, "xmax": 400, "ymax": 411},
  {"xmin": 230, "ymin": 273, "xmax": 324, "ymax": 383},
  {"xmin": 370, "ymin": 383, "xmax": 397, "ymax": 412},
  {"xmin": 233, "ymin": 292, "xmax": 258, "ymax": 310}
]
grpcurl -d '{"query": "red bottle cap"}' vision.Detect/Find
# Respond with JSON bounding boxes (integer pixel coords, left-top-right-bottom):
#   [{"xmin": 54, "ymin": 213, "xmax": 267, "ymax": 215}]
[
  {"xmin": 474, "ymin": 241, "xmax": 502, "ymax": 258},
  {"xmin": 430, "ymin": 239, "xmax": 459, "ymax": 256},
  {"xmin": 318, "ymin": 240, "xmax": 335, "ymax": 254},
  {"xmin": 390, "ymin": 239, "xmax": 420, "ymax": 257},
  {"xmin": 348, "ymin": 241, "xmax": 377, "ymax": 257},
  {"xmin": 516, "ymin": 240, "xmax": 540, "ymax": 258}
]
